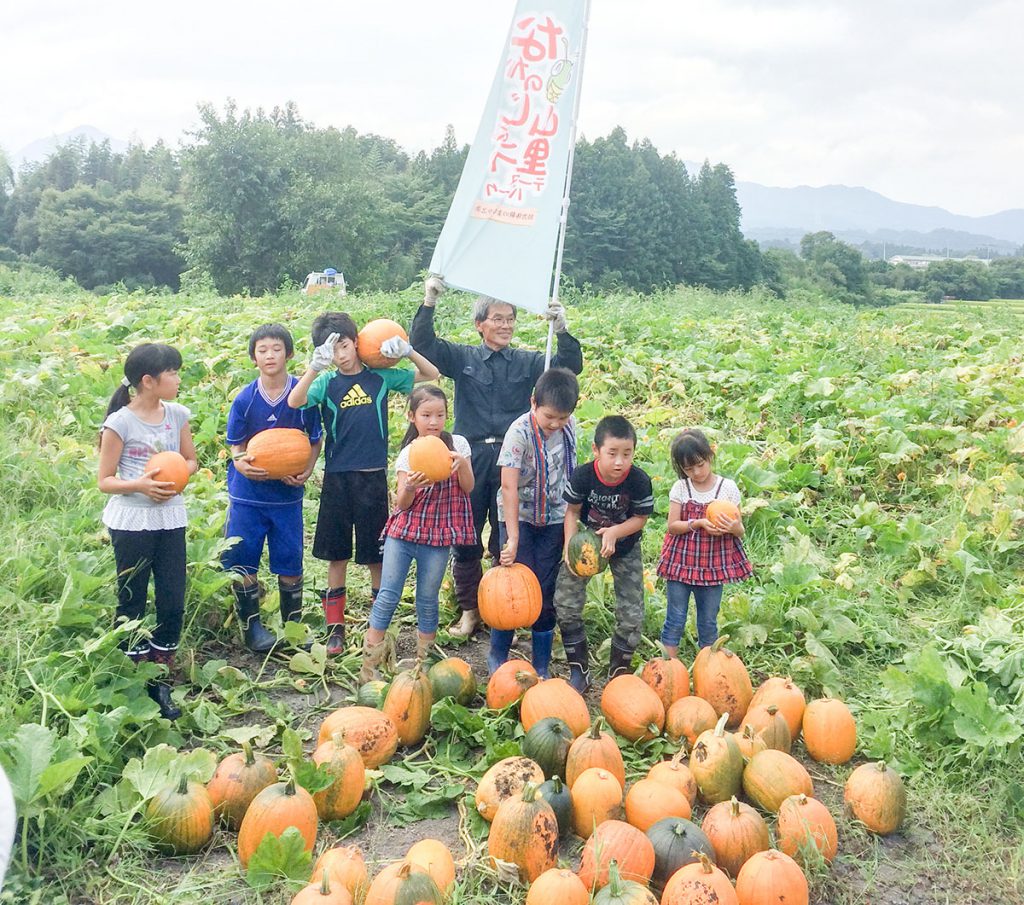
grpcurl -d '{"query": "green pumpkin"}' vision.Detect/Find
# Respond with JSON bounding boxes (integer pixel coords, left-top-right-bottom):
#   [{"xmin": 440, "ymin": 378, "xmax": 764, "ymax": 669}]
[
  {"xmin": 592, "ymin": 860, "xmax": 659, "ymax": 905},
  {"xmin": 566, "ymin": 527, "xmax": 609, "ymax": 577},
  {"xmin": 522, "ymin": 716, "xmax": 574, "ymax": 780},
  {"xmin": 356, "ymin": 680, "xmax": 388, "ymax": 708},
  {"xmin": 537, "ymin": 775, "xmax": 573, "ymax": 838},
  {"xmin": 145, "ymin": 775, "xmax": 214, "ymax": 855},
  {"xmin": 645, "ymin": 816, "xmax": 716, "ymax": 891},
  {"xmin": 427, "ymin": 656, "xmax": 477, "ymax": 705}
]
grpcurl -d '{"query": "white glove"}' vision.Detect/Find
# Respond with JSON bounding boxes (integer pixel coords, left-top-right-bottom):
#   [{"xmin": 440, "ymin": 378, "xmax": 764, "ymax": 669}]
[
  {"xmin": 544, "ymin": 301, "xmax": 568, "ymax": 334},
  {"xmin": 424, "ymin": 276, "xmax": 445, "ymax": 306},
  {"xmin": 310, "ymin": 332, "xmax": 340, "ymax": 372},
  {"xmin": 380, "ymin": 336, "xmax": 413, "ymax": 359}
]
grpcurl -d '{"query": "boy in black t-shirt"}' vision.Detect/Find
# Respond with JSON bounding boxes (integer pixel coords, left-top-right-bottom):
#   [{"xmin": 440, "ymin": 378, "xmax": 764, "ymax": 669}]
[{"xmin": 554, "ymin": 415, "xmax": 654, "ymax": 690}]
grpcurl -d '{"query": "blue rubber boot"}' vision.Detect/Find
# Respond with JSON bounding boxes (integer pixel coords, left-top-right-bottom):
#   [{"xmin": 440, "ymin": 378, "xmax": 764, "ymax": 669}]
[
  {"xmin": 488, "ymin": 629, "xmax": 514, "ymax": 674},
  {"xmin": 531, "ymin": 629, "xmax": 555, "ymax": 680}
]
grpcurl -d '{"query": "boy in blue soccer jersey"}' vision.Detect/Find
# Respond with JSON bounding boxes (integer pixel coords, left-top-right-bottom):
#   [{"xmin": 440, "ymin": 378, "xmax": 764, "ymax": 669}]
[
  {"xmin": 224, "ymin": 324, "xmax": 323, "ymax": 652},
  {"xmin": 288, "ymin": 312, "xmax": 440, "ymax": 655}
]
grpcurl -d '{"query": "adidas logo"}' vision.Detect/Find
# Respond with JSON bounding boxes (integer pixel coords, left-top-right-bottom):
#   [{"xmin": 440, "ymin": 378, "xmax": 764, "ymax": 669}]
[
  {"xmin": 267, "ymin": 414, "xmax": 278, "ymax": 422},
  {"xmin": 340, "ymin": 385, "xmax": 373, "ymax": 408}
]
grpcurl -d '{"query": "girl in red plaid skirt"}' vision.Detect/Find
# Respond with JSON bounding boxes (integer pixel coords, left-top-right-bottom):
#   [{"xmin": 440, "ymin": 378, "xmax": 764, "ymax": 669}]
[
  {"xmin": 360, "ymin": 386, "xmax": 475, "ymax": 681},
  {"xmin": 657, "ymin": 429, "xmax": 752, "ymax": 656}
]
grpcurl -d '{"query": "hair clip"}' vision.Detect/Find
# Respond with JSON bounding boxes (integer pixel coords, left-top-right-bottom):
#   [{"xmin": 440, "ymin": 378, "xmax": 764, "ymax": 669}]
[{"xmin": 121, "ymin": 376, "xmax": 131, "ymax": 387}]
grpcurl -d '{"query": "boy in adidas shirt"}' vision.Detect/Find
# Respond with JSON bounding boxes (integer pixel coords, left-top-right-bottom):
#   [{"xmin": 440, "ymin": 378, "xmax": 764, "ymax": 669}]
[
  {"xmin": 225, "ymin": 324, "xmax": 324, "ymax": 652},
  {"xmin": 288, "ymin": 311, "xmax": 440, "ymax": 655}
]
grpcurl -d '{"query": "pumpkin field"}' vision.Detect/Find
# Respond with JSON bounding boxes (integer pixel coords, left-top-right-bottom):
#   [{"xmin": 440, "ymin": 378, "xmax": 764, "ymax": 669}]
[{"xmin": 1, "ymin": 265, "xmax": 1023, "ymax": 904}]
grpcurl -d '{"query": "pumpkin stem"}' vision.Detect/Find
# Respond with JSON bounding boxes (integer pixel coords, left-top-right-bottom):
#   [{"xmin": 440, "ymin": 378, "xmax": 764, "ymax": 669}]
[
  {"xmin": 766, "ymin": 705, "xmax": 779, "ymax": 716},
  {"xmin": 549, "ymin": 775, "xmax": 563, "ymax": 794},
  {"xmin": 606, "ymin": 859, "xmax": 623, "ymax": 895},
  {"xmin": 714, "ymin": 712, "xmax": 729, "ymax": 736},
  {"xmin": 695, "ymin": 851, "xmax": 714, "ymax": 873},
  {"xmin": 589, "ymin": 716, "xmax": 606, "ymax": 738},
  {"xmin": 175, "ymin": 774, "xmax": 189, "ymax": 795},
  {"xmin": 730, "ymin": 796, "xmax": 741, "ymax": 817},
  {"xmin": 284, "ymin": 768, "xmax": 297, "ymax": 796},
  {"xmin": 521, "ymin": 782, "xmax": 539, "ymax": 802},
  {"xmin": 331, "ymin": 730, "xmax": 347, "ymax": 749},
  {"xmin": 318, "ymin": 868, "xmax": 332, "ymax": 895},
  {"xmin": 241, "ymin": 740, "xmax": 255, "ymax": 766},
  {"xmin": 711, "ymin": 635, "xmax": 730, "ymax": 652}
]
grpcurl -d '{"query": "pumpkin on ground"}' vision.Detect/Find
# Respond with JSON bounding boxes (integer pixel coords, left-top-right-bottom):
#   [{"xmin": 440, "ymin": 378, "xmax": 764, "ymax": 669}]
[
  {"xmin": 691, "ymin": 636, "xmax": 753, "ymax": 729},
  {"xmin": 477, "ymin": 563, "xmax": 542, "ymax": 630},
  {"xmin": 311, "ymin": 845, "xmax": 367, "ymax": 900},
  {"xmin": 382, "ymin": 663, "xmax": 434, "ymax": 747},
  {"xmin": 646, "ymin": 753, "xmax": 698, "ymax": 807},
  {"xmin": 735, "ymin": 849, "xmax": 808, "ymax": 905},
  {"xmin": 802, "ymin": 697, "xmax": 857, "ymax": 764},
  {"xmin": 246, "ymin": 428, "xmax": 312, "ymax": 480},
  {"xmin": 406, "ymin": 838, "xmax": 456, "ymax": 894},
  {"xmin": 487, "ymin": 783, "xmax": 560, "ymax": 882},
  {"xmin": 689, "ymin": 713, "xmax": 745, "ymax": 804},
  {"xmin": 601, "ymin": 674, "xmax": 666, "ymax": 742},
  {"xmin": 364, "ymin": 860, "xmax": 443, "ymax": 905},
  {"xmin": 356, "ymin": 680, "xmax": 388, "ymax": 709},
  {"xmin": 237, "ymin": 776, "xmax": 318, "ymax": 868},
  {"xmin": 311, "ymin": 733, "xmax": 365, "ymax": 821},
  {"xmin": 145, "ymin": 775, "xmax": 214, "ymax": 855},
  {"xmin": 291, "ymin": 870, "xmax": 354, "ymax": 905},
  {"xmin": 526, "ymin": 868, "xmax": 589, "ymax": 905},
  {"xmin": 475, "ymin": 756, "xmax": 545, "ymax": 822},
  {"xmin": 843, "ymin": 761, "xmax": 906, "ymax": 835},
  {"xmin": 777, "ymin": 794, "xmax": 838, "ymax": 864},
  {"xmin": 144, "ymin": 450, "xmax": 190, "ymax": 494},
  {"xmin": 537, "ymin": 775, "xmax": 573, "ymax": 837},
  {"xmin": 317, "ymin": 706, "xmax": 398, "ymax": 768},
  {"xmin": 486, "ymin": 658, "xmax": 539, "ymax": 709},
  {"xmin": 566, "ymin": 527, "xmax": 608, "ymax": 577},
  {"xmin": 592, "ymin": 860, "xmax": 659, "ymax": 905},
  {"xmin": 206, "ymin": 741, "xmax": 278, "ymax": 831},
  {"xmin": 520, "ymin": 677, "xmax": 590, "ymax": 737},
  {"xmin": 748, "ymin": 676, "xmax": 806, "ymax": 738},
  {"xmin": 639, "ymin": 656, "xmax": 690, "ymax": 713},
  {"xmin": 357, "ymin": 318, "xmax": 407, "ymax": 369},
  {"xmin": 407, "ymin": 435, "xmax": 453, "ymax": 483},
  {"xmin": 700, "ymin": 796, "xmax": 770, "ymax": 878},
  {"xmin": 571, "ymin": 767, "xmax": 624, "ymax": 838},
  {"xmin": 733, "ymin": 724, "xmax": 769, "ymax": 762},
  {"xmin": 427, "ymin": 657, "xmax": 476, "ymax": 705},
  {"xmin": 565, "ymin": 717, "xmax": 626, "ymax": 789},
  {"xmin": 741, "ymin": 704, "xmax": 792, "ymax": 753},
  {"xmin": 624, "ymin": 777, "xmax": 691, "ymax": 831},
  {"xmin": 644, "ymin": 816, "xmax": 717, "ymax": 891},
  {"xmin": 741, "ymin": 749, "xmax": 813, "ymax": 814},
  {"xmin": 661, "ymin": 852, "xmax": 739, "ymax": 905},
  {"xmin": 522, "ymin": 716, "xmax": 574, "ymax": 779},
  {"xmin": 665, "ymin": 695, "xmax": 718, "ymax": 748},
  {"xmin": 578, "ymin": 819, "xmax": 656, "ymax": 889}
]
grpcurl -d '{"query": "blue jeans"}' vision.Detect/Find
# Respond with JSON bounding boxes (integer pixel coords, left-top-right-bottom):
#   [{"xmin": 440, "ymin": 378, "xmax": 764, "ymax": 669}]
[
  {"xmin": 661, "ymin": 581, "xmax": 723, "ymax": 649},
  {"xmin": 368, "ymin": 537, "xmax": 450, "ymax": 633}
]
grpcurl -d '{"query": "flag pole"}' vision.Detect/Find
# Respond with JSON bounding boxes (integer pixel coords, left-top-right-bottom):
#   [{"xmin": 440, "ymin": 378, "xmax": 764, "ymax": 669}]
[{"xmin": 545, "ymin": 0, "xmax": 592, "ymax": 369}]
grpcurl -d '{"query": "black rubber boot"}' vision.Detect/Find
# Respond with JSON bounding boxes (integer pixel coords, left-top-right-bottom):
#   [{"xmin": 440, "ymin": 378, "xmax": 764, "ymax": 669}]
[
  {"xmin": 279, "ymin": 579, "xmax": 305, "ymax": 623},
  {"xmin": 234, "ymin": 583, "xmax": 276, "ymax": 653},
  {"xmin": 147, "ymin": 648, "xmax": 182, "ymax": 720},
  {"xmin": 608, "ymin": 643, "xmax": 635, "ymax": 680},
  {"xmin": 562, "ymin": 630, "xmax": 591, "ymax": 693}
]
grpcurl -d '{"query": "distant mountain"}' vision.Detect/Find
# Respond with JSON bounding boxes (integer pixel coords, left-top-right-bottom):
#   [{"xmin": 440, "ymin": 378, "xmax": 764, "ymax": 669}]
[
  {"xmin": 11, "ymin": 125, "xmax": 130, "ymax": 172},
  {"xmin": 735, "ymin": 182, "xmax": 1024, "ymax": 253}
]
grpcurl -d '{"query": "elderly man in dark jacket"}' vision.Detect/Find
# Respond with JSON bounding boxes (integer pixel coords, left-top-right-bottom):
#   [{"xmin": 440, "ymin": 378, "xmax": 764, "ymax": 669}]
[{"xmin": 409, "ymin": 278, "xmax": 584, "ymax": 637}]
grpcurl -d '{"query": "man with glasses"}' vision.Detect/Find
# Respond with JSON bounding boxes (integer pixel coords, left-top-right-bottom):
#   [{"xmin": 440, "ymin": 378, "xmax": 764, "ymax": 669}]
[{"xmin": 409, "ymin": 278, "xmax": 584, "ymax": 637}]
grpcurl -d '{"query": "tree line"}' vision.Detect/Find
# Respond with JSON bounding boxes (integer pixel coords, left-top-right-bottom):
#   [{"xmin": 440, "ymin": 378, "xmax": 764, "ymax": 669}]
[{"xmin": 0, "ymin": 103, "xmax": 766, "ymax": 296}]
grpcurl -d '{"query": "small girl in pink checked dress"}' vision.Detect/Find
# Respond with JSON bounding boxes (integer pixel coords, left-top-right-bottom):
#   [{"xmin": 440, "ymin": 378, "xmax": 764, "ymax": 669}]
[
  {"xmin": 657, "ymin": 428, "xmax": 752, "ymax": 656},
  {"xmin": 360, "ymin": 385, "xmax": 475, "ymax": 681}
]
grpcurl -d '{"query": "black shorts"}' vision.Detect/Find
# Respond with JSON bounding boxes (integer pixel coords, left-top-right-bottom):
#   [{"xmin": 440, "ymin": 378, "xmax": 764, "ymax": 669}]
[{"xmin": 312, "ymin": 470, "xmax": 389, "ymax": 564}]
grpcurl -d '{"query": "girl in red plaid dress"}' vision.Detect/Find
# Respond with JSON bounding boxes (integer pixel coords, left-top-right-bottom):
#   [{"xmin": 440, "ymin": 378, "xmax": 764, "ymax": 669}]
[
  {"xmin": 657, "ymin": 429, "xmax": 752, "ymax": 656},
  {"xmin": 360, "ymin": 386, "xmax": 475, "ymax": 681}
]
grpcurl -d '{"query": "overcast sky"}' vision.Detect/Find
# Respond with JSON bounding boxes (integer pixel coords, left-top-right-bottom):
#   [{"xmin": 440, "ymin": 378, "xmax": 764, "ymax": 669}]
[{"xmin": 4, "ymin": 1, "xmax": 1022, "ymax": 216}]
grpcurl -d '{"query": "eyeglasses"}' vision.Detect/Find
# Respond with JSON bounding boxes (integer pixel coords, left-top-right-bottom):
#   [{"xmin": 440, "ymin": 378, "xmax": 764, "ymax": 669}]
[{"xmin": 484, "ymin": 316, "xmax": 517, "ymax": 326}]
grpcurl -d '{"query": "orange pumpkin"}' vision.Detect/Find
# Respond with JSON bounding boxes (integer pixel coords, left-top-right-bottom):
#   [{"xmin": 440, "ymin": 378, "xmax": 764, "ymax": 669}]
[
  {"xmin": 705, "ymin": 499, "xmax": 740, "ymax": 529},
  {"xmin": 291, "ymin": 870, "xmax": 353, "ymax": 905},
  {"xmin": 246, "ymin": 428, "xmax": 312, "ymax": 479},
  {"xmin": 742, "ymin": 704, "xmax": 792, "ymax": 753},
  {"xmin": 526, "ymin": 868, "xmax": 589, "ymax": 905},
  {"xmin": 520, "ymin": 677, "xmax": 590, "ymax": 737},
  {"xmin": 665, "ymin": 696, "xmax": 718, "ymax": 748},
  {"xmin": 578, "ymin": 819, "xmax": 656, "ymax": 889},
  {"xmin": 623, "ymin": 778, "xmax": 691, "ymax": 831},
  {"xmin": 662, "ymin": 852, "xmax": 739, "ymax": 905},
  {"xmin": 407, "ymin": 435, "xmax": 453, "ymax": 483},
  {"xmin": 145, "ymin": 775, "xmax": 214, "ymax": 855},
  {"xmin": 317, "ymin": 706, "xmax": 398, "ymax": 768},
  {"xmin": 311, "ymin": 845, "xmax": 367, "ymax": 899},
  {"xmin": 364, "ymin": 860, "xmax": 442, "ymax": 905},
  {"xmin": 237, "ymin": 776, "xmax": 318, "ymax": 868},
  {"xmin": 478, "ymin": 563, "xmax": 543, "ymax": 630},
  {"xmin": 639, "ymin": 656, "xmax": 690, "ymax": 712},
  {"xmin": 406, "ymin": 838, "xmax": 456, "ymax": 894},
  {"xmin": 311, "ymin": 733, "xmax": 365, "ymax": 821},
  {"xmin": 144, "ymin": 450, "xmax": 190, "ymax": 494},
  {"xmin": 601, "ymin": 674, "xmax": 666, "ymax": 742},
  {"xmin": 700, "ymin": 796, "xmax": 770, "ymax": 878},
  {"xmin": 475, "ymin": 756, "xmax": 545, "ymax": 822},
  {"xmin": 645, "ymin": 753, "xmax": 698, "ymax": 807},
  {"xmin": 382, "ymin": 663, "xmax": 434, "ymax": 747},
  {"xmin": 741, "ymin": 750, "xmax": 813, "ymax": 814},
  {"xmin": 486, "ymin": 658, "xmax": 539, "ymax": 709},
  {"xmin": 565, "ymin": 717, "xmax": 626, "ymax": 789},
  {"xmin": 748, "ymin": 677, "xmax": 806, "ymax": 738},
  {"xmin": 689, "ymin": 713, "xmax": 745, "ymax": 805},
  {"xmin": 777, "ymin": 794, "xmax": 838, "ymax": 864},
  {"xmin": 488, "ymin": 783, "xmax": 560, "ymax": 882},
  {"xmin": 206, "ymin": 741, "xmax": 278, "ymax": 831},
  {"xmin": 571, "ymin": 767, "xmax": 624, "ymax": 838},
  {"xmin": 357, "ymin": 318, "xmax": 407, "ymax": 369},
  {"xmin": 691, "ymin": 636, "xmax": 752, "ymax": 729},
  {"xmin": 843, "ymin": 761, "xmax": 906, "ymax": 835},
  {"xmin": 802, "ymin": 697, "xmax": 857, "ymax": 764},
  {"xmin": 735, "ymin": 849, "xmax": 808, "ymax": 905},
  {"xmin": 732, "ymin": 724, "xmax": 769, "ymax": 762}
]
